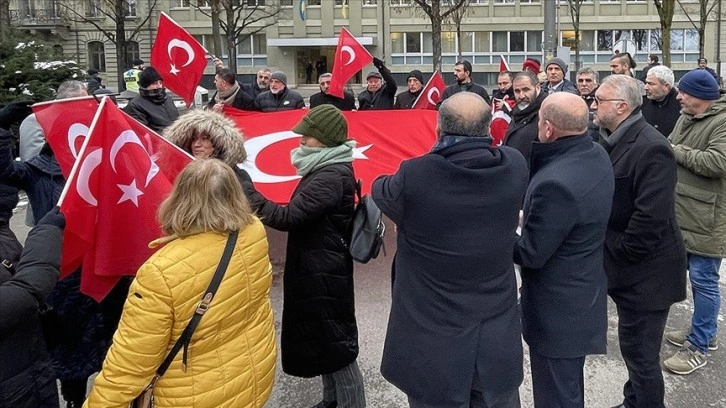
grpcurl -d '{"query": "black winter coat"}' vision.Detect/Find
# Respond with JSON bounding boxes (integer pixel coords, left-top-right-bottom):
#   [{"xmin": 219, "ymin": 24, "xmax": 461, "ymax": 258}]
[
  {"xmin": 514, "ymin": 135, "xmax": 614, "ymax": 359},
  {"xmin": 440, "ymin": 82, "xmax": 492, "ymax": 106},
  {"xmin": 241, "ymin": 82, "xmax": 265, "ymax": 99},
  {"xmin": 242, "ymin": 163, "xmax": 358, "ymax": 378},
  {"xmin": 603, "ymin": 117, "xmax": 687, "ymax": 311},
  {"xmin": 309, "ymin": 91, "xmax": 356, "ymax": 111},
  {"xmin": 504, "ymin": 90, "xmax": 547, "ymax": 166},
  {"xmin": 207, "ymin": 83, "xmax": 256, "ymax": 111},
  {"xmin": 372, "ymin": 138, "xmax": 527, "ymax": 405},
  {"xmin": 123, "ymin": 94, "xmax": 179, "ymax": 133},
  {"xmin": 393, "ymin": 90, "xmax": 422, "ymax": 109},
  {"xmin": 0, "ymin": 223, "xmax": 62, "ymax": 408},
  {"xmin": 641, "ymin": 88, "xmax": 681, "ymax": 137},
  {"xmin": 254, "ymin": 88, "xmax": 305, "ymax": 112},
  {"xmin": 358, "ymin": 65, "xmax": 397, "ymax": 110}
]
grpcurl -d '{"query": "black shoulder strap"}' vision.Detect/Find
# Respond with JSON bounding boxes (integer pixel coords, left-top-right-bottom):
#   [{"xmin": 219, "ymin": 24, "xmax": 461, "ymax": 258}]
[
  {"xmin": 155, "ymin": 230, "xmax": 239, "ymax": 377},
  {"xmin": 355, "ymin": 179, "xmax": 362, "ymax": 202}
]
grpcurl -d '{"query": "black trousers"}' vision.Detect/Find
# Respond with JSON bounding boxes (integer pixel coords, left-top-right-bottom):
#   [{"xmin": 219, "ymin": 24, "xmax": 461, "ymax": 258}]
[
  {"xmin": 530, "ymin": 350, "xmax": 585, "ymax": 408},
  {"xmin": 616, "ymin": 305, "xmax": 670, "ymax": 408}
]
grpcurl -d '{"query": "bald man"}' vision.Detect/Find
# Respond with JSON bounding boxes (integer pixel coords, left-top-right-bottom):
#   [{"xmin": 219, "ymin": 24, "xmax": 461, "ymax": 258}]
[
  {"xmin": 373, "ymin": 92, "xmax": 528, "ymax": 407},
  {"xmin": 514, "ymin": 92, "xmax": 614, "ymax": 408}
]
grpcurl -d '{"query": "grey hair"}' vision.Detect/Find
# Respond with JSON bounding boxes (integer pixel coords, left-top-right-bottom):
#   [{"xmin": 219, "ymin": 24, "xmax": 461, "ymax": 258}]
[
  {"xmin": 601, "ymin": 75, "xmax": 642, "ymax": 110},
  {"xmin": 576, "ymin": 66, "xmax": 599, "ymax": 83},
  {"xmin": 438, "ymin": 92, "xmax": 492, "ymax": 138},
  {"xmin": 647, "ymin": 65, "xmax": 674, "ymax": 87},
  {"xmin": 318, "ymin": 72, "xmax": 332, "ymax": 81},
  {"xmin": 514, "ymin": 70, "xmax": 539, "ymax": 87},
  {"xmin": 56, "ymin": 80, "xmax": 87, "ymax": 100}
]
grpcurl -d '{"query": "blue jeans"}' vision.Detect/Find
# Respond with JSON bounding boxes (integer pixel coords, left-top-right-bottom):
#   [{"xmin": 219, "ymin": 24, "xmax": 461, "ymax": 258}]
[{"xmin": 686, "ymin": 253, "xmax": 722, "ymax": 354}]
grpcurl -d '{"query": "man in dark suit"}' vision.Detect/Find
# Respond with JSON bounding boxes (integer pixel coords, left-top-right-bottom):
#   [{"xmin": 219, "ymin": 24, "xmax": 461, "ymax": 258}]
[
  {"xmin": 514, "ymin": 92, "xmax": 614, "ymax": 408},
  {"xmin": 372, "ymin": 92, "xmax": 528, "ymax": 407},
  {"xmin": 593, "ymin": 75, "xmax": 687, "ymax": 408}
]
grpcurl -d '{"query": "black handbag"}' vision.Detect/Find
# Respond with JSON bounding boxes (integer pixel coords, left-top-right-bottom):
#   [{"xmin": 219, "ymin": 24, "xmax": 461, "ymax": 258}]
[{"xmin": 130, "ymin": 230, "xmax": 238, "ymax": 408}]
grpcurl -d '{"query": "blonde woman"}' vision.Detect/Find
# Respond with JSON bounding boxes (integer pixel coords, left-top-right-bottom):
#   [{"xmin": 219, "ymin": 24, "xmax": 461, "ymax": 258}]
[{"xmin": 84, "ymin": 159, "xmax": 276, "ymax": 408}]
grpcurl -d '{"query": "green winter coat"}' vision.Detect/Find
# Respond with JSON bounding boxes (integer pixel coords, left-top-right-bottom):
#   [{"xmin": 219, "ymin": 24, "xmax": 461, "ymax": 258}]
[{"xmin": 669, "ymin": 95, "xmax": 726, "ymax": 257}]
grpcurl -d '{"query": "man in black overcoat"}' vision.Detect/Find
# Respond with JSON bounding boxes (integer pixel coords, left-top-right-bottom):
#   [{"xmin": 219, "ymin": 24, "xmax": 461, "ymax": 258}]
[
  {"xmin": 504, "ymin": 71, "xmax": 547, "ymax": 166},
  {"xmin": 514, "ymin": 92, "xmax": 614, "ymax": 408},
  {"xmin": 372, "ymin": 92, "xmax": 528, "ymax": 408},
  {"xmin": 593, "ymin": 75, "xmax": 687, "ymax": 408}
]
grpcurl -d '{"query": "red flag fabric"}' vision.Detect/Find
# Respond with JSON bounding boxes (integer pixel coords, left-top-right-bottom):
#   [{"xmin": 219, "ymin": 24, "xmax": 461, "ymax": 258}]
[
  {"xmin": 330, "ymin": 27, "xmax": 373, "ymax": 98},
  {"xmin": 59, "ymin": 98, "xmax": 193, "ymax": 301},
  {"xmin": 222, "ymin": 107, "xmax": 438, "ymax": 203},
  {"xmin": 499, "ymin": 55, "xmax": 510, "ymax": 72},
  {"xmin": 151, "ymin": 12, "xmax": 208, "ymax": 107},
  {"xmin": 412, "ymin": 71, "xmax": 446, "ymax": 110},
  {"xmin": 33, "ymin": 96, "xmax": 100, "ymax": 178},
  {"xmin": 490, "ymin": 96, "xmax": 516, "ymax": 146}
]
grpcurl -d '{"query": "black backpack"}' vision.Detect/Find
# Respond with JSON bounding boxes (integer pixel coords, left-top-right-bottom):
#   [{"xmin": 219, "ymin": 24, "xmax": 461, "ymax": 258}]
[{"xmin": 348, "ymin": 180, "xmax": 386, "ymax": 263}]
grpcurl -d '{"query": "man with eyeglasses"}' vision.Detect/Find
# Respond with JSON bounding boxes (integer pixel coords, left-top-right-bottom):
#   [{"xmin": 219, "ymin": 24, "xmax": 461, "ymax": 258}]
[
  {"xmin": 593, "ymin": 75, "xmax": 687, "ymax": 408},
  {"xmin": 309, "ymin": 73, "xmax": 356, "ymax": 111}
]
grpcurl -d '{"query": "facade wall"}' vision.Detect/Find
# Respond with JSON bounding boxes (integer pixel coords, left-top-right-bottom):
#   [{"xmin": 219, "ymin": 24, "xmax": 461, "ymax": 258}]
[{"xmin": 8, "ymin": 0, "xmax": 724, "ymax": 89}]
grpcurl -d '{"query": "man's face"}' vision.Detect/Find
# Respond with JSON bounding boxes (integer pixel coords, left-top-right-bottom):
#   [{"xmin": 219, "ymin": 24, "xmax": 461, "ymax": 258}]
[
  {"xmin": 577, "ymin": 73, "xmax": 598, "ymax": 96},
  {"xmin": 269, "ymin": 78, "xmax": 285, "ymax": 94},
  {"xmin": 592, "ymin": 84, "xmax": 625, "ymax": 130},
  {"xmin": 408, "ymin": 78, "xmax": 423, "ymax": 93},
  {"xmin": 213, "ymin": 75, "xmax": 228, "ymax": 92},
  {"xmin": 644, "ymin": 74, "xmax": 670, "ymax": 101},
  {"xmin": 610, "ymin": 60, "xmax": 627, "ymax": 75},
  {"xmin": 699, "ymin": 60, "xmax": 707, "ymax": 68},
  {"xmin": 546, "ymin": 64, "xmax": 564, "ymax": 85},
  {"xmin": 319, "ymin": 77, "xmax": 331, "ymax": 94},
  {"xmin": 513, "ymin": 77, "xmax": 539, "ymax": 109},
  {"xmin": 367, "ymin": 77, "xmax": 382, "ymax": 93},
  {"xmin": 146, "ymin": 80, "xmax": 163, "ymax": 90},
  {"xmin": 453, "ymin": 65, "xmax": 470, "ymax": 83},
  {"xmin": 677, "ymin": 91, "xmax": 708, "ymax": 115},
  {"xmin": 497, "ymin": 74, "xmax": 512, "ymax": 93},
  {"xmin": 257, "ymin": 70, "xmax": 271, "ymax": 89}
]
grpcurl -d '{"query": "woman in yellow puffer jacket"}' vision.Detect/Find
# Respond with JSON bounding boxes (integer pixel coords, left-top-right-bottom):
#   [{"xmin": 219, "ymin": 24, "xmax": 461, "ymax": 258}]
[{"xmin": 84, "ymin": 158, "xmax": 276, "ymax": 408}]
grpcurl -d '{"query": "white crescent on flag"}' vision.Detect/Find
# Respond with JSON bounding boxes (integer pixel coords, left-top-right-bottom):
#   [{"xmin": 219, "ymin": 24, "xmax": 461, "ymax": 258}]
[
  {"xmin": 76, "ymin": 148, "xmax": 103, "ymax": 206},
  {"xmin": 240, "ymin": 131, "xmax": 302, "ymax": 184},
  {"xmin": 67, "ymin": 123, "xmax": 90, "ymax": 159},
  {"xmin": 167, "ymin": 39, "xmax": 196, "ymax": 67},
  {"xmin": 341, "ymin": 45, "xmax": 356, "ymax": 66},
  {"xmin": 427, "ymin": 88, "xmax": 441, "ymax": 105},
  {"xmin": 110, "ymin": 130, "xmax": 160, "ymax": 188}
]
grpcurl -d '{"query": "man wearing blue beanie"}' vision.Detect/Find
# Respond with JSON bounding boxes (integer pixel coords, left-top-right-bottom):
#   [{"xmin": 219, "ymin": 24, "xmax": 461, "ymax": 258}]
[{"xmin": 664, "ymin": 69, "xmax": 726, "ymax": 375}]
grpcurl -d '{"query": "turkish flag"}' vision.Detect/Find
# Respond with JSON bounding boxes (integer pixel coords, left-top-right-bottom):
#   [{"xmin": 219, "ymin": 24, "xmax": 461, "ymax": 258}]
[
  {"xmin": 412, "ymin": 71, "xmax": 446, "ymax": 110},
  {"xmin": 222, "ymin": 107, "xmax": 438, "ymax": 203},
  {"xmin": 499, "ymin": 55, "xmax": 510, "ymax": 72},
  {"xmin": 330, "ymin": 27, "xmax": 373, "ymax": 98},
  {"xmin": 59, "ymin": 98, "xmax": 193, "ymax": 301},
  {"xmin": 33, "ymin": 96, "xmax": 100, "ymax": 178},
  {"xmin": 151, "ymin": 12, "xmax": 208, "ymax": 107},
  {"xmin": 490, "ymin": 96, "xmax": 516, "ymax": 146}
]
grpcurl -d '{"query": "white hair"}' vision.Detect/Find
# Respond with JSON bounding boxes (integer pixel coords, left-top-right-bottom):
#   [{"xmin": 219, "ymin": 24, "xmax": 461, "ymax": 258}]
[{"xmin": 647, "ymin": 65, "xmax": 674, "ymax": 87}]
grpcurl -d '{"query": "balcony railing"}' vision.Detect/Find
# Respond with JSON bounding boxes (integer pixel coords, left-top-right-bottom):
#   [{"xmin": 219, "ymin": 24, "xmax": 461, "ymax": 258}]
[{"xmin": 9, "ymin": 8, "xmax": 65, "ymax": 24}]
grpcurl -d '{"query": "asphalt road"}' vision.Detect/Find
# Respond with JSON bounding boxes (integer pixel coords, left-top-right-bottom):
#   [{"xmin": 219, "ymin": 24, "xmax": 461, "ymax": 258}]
[{"xmin": 9, "ymin": 208, "xmax": 726, "ymax": 408}]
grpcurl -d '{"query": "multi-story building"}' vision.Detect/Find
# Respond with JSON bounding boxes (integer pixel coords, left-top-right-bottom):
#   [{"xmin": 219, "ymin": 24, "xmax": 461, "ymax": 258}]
[{"xmin": 8, "ymin": 0, "xmax": 725, "ymax": 89}]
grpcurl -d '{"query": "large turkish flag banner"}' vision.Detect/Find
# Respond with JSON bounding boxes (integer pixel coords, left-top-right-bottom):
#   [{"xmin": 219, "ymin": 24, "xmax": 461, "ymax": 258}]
[
  {"xmin": 60, "ymin": 98, "xmax": 193, "ymax": 301},
  {"xmin": 151, "ymin": 12, "xmax": 208, "ymax": 106},
  {"xmin": 223, "ymin": 108, "xmax": 438, "ymax": 203},
  {"xmin": 329, "ymin": 27, "xmax": 373, "ymax": 98},
  {"xmin": 33, "ymin": 96, "xmax": 100, "ymax": 177}
]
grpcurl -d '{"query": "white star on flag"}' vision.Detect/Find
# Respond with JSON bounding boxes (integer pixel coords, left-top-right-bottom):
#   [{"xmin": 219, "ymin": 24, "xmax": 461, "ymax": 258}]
[
  {"xmin": 117, "ymin": 180, "xmax": 144, "ymax": 206},
  {"xmin": 170, "ymin": 64, "xmax": 180, "ymax": 75},
  {"xmin": 353, "ymin": 144, "xmax": 372, "ymax": 159}
]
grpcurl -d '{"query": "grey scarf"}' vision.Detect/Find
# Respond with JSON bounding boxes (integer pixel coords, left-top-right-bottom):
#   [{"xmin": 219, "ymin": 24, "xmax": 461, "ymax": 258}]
[
  {"xmin": 291, "ymin": 140, "xmax": 356, "ymax": 176},
  {"xmin": 215, "ymin": 81, "xmax": 240, "ymax": 105},
  {"xmin": 600, "ymin": 112, "xmax": 642, "ymax": 151}
]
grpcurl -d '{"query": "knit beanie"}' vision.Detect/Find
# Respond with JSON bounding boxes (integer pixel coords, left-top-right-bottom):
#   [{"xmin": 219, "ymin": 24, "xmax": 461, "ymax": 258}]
[
  {"xmin": 523, "ymin": 58, "xmax": 541, "ymax": 73},
  {"xmin": 678, "ymin": 69, "xmax": 721, "ymax": 100},
  {"xmin": 138, "ymin": 66, "xmax": 163, "ymax": 88},
  {"xmin": 407, "ymin": 70, "xmax": 424, "ymax": 84},
  {"xmin": 292, "ymin": 105, "xmax": 348, "ymax": 147},
  {"xmin": 546, "ymin": 57, "xmax": 568, "ymax": 73},
  {"xmin": 270, "ymin": 71, "xmax": 287, "ymax": 86}
]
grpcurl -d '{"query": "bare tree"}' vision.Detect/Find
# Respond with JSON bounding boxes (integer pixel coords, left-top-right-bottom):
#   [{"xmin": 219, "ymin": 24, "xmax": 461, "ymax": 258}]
[
  {"xmin": 677, "ymin": 0, "xmax": 719, "ymax": 57},
  {"xmin": 445, "ymin": 0, "xmax": 473, "ymax": 61},
  {"xmin": 0, "ymin": 0, "xmax": 10, "ymax": 42},
  {"xmin": 653, "ymin": 0, "xmax": 675, "ymax": 66},
  {"xmin": 194, "ymin": 0, "xmax": 281, "ymax": 73},
  {"xmin": 60, "ymin": 0, "xmax": 159, "ymax": 88},
  {"xmin": 566, "ymin": 0, "xmax": 585, "ymax": 71}
]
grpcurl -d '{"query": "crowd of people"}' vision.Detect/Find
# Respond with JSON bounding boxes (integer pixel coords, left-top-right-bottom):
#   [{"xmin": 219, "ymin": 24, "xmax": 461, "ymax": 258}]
[{"xmin": 0, "ymin": 51, "xmax": 724, "ymax": 408}]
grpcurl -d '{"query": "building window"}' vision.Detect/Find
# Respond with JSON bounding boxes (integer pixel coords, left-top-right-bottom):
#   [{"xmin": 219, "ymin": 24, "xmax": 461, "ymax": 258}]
[
  {"xmin": 86, "ymin": 0, "xmax": 102, "ymax": 17},
  {"xmin": 87, "ymin": 41, "xmax": 106, "ymax": 71},
  {"xmin": 493, "ymin": 0, "xmax": 514, "ymax": 3},
  {"xmin": 247, "ymin": 0, "xmax": 265, "ymax": 5},
  {"xmin": 124, "ymin": 41, "xmax": 140, "ymax": 68},
  {"xmin": 127, "ymin": 0, "xmax": 136, "ymax": 16},
  {"xmin": 280, "ymin": 0, "xmax": 292, "ymax": 5}
]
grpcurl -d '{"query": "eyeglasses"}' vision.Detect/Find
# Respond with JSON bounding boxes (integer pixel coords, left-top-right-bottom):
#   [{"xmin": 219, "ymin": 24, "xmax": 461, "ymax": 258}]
[{"xmin": 593, "ymin": 96, "xmax": 625, "ymax": 105}]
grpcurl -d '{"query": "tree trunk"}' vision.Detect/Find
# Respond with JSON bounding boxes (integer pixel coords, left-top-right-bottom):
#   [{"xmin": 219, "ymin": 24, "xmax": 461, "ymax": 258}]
[
  {"xmin": 654, "ymin": 0, "xmax": 675, "ymax": 67},
  {"xmin": 211, "ymin": 0, "xmax": 222, "ymax": 57},
  {"xmin": 455, "ymin": 17, "xmax": 462, "ymax": 60},
  {"xmin": 431, "ymin": 1, "xmax": 442, "ymax": 72},
  {"xmin": 115, "ymin": 0, "xmax": 128, "ymax": 90},
  {"xmin": 698, "ymin": 1, "xmax": 708, "ymax": 57},
  {"xmin": 224, "ymin": 2, "xmax": 237, "ymax": 72},
  {"xmin": 0, "ymin": 0, "xmax": 10, "ymax": 42}
]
